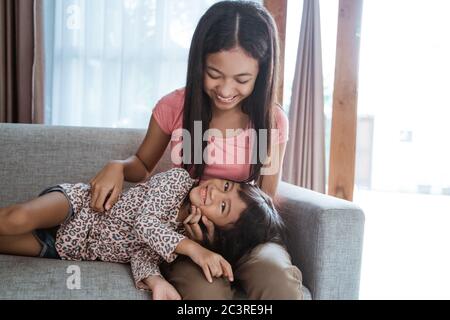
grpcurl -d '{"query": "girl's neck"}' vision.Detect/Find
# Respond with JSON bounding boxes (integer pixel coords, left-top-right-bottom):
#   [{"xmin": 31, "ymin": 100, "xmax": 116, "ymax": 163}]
[
  {"xmin": 210, "ymin": 104, "xmax": 250, "ymax": 133},
  {"xmin": 211, "ymin": 103, "xmax": 244, "ymax": 118}
]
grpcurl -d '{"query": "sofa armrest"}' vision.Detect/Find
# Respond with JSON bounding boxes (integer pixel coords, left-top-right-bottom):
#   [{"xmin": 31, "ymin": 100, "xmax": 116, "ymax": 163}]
[{"xmin": 276, "ymin": 182, "xmax": 365, "ymax": 300}]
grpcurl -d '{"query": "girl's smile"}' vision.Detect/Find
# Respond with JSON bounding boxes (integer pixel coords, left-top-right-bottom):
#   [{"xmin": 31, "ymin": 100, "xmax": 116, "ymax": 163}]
[
  {"xmin": 200, "ymin": 186, "xmax": 207, "ymax": 204},
  {"xmin": 215, "ymin": 93, "xmax": 238, "ymax": 105}
]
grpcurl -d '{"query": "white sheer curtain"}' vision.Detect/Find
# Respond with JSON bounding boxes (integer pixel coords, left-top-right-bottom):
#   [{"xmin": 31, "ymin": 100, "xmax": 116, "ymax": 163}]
[{"xmin": 44, "ymin": 0, "xmax": 221, "ymax": 128}]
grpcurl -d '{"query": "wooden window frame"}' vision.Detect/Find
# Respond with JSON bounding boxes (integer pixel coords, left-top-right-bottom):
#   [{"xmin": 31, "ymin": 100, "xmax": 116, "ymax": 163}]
[
  {"xmin": 264, "ymin": 0, "xmax": 288, "ymax": 105},
  {"xmin": 328, "ymin": 0, "xmax": 363, "ymax": 201}
]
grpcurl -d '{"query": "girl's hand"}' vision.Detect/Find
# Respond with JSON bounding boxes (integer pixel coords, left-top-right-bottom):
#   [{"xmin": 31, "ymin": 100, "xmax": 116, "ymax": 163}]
[
  {"xmin": 89, "ymin": 161, "xmax": 124, "ymax": 212},
  {"xmin": 189, "ymin": 245, "xmax": 233, "ymax": 283},
  {"xmin": 183, "ymin": 206, "xmax": 215, "ymax": 244},
  {"xmin": 144, "ymin": 276, "xmax": 181, "ymax": 300}
]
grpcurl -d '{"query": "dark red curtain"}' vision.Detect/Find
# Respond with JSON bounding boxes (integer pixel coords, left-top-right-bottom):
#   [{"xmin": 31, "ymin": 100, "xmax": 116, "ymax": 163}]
[{"xmin": 0, "ymin": 0, "xmax": 37, "ymax": 123}]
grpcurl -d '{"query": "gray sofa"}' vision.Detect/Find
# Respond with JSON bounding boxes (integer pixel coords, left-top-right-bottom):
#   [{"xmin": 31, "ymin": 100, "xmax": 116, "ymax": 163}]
[{"xmin": 0, "ymin": 123, "xmax": 365, "ymax": 300}]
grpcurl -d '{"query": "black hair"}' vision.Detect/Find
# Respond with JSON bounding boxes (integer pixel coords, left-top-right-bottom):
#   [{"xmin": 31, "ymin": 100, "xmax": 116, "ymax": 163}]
[
  {"xmin": 203, "ymin": 183, "xmax": 287, "ymax": 265},
  {"xmin": 182, "ymin": 0, "xmax": 280, "ymax": 183}
]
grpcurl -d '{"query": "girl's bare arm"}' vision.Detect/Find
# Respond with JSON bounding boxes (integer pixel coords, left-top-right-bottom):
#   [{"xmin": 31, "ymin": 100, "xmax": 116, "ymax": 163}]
[
  {"xmin": 259, "ymin": 142, "xmax": 287, "ymax": 198},
  {"xmin": 122, "ymin": 115, "xmax": 171, "ymax": 183}
]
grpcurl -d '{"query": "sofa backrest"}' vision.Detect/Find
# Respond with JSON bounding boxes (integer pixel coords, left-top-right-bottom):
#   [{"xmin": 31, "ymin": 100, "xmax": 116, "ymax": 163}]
[{"xmin": 0, "ymin": 124, "xmax": 172, "ymax": 207}]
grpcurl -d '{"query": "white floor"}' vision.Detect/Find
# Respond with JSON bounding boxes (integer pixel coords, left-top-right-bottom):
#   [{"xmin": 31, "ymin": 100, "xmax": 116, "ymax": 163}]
[{"xmin": 354, "ymin": 189, "xmax": 450, "ymax": 299}]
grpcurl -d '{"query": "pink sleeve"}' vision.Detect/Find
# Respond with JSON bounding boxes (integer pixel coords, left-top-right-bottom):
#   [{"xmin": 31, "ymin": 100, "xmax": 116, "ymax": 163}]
[
  {"xmin": 273, "ymin": 106, "xmax": 289, "ymax": 145},
  {"xmin": 151, "ymin": 90, "xmax": 184, "ymax": 135}
]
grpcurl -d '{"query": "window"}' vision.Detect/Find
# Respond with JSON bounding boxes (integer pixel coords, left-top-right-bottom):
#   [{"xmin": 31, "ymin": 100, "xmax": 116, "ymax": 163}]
[
  {"xmin": 43, "ymin": 0, "xmax": 261, "ymax": 128},
  {"xmin": 355, "ymin": 0, "xmax": 450, "ymax": 299},
  {"xmin": 319, "ymin": 0, "xmax": 450, "ymax": 299}
]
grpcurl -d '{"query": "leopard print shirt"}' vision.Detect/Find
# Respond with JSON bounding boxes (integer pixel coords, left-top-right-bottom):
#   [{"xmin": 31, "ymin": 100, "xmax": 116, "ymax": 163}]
[{"xmin": 54, "ymin": 168, "xmax": 196, "ymax": 290}]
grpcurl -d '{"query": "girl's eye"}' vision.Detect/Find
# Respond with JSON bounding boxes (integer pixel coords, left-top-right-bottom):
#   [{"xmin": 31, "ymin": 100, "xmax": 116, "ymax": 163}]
[
  {"xmin": 207, "ymin": 73, "xmax": 220, "ymax": 80},
  {"xmin": 221, "ymin": 201, "xmax": 226, "ymax": 212},
  {"xmin": 224, "ymin": 181, "xmax": 230, "ymax": 191},
  {"xmin": 207, "ymin": 72, "xmax": 250, "ymax": 84}
]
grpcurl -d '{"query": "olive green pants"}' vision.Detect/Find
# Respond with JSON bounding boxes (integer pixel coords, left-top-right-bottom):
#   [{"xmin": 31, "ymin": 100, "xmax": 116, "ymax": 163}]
[{"xmin": 160, "ymin": 242, "xmax": 303, "ymax": 300}]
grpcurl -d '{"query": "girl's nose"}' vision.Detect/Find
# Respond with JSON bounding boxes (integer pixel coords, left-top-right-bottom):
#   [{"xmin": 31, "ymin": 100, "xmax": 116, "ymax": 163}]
[
  {"xmin": 209, "ymin": 184, "xmax": 222, "ymax": 201},
  {"xmin": 210, "ymin": 185, "xmax": 216, "ymax": 200},
  {"xmin": 217, "ymin": 81, "xmax": 235, "ymax": 98}
]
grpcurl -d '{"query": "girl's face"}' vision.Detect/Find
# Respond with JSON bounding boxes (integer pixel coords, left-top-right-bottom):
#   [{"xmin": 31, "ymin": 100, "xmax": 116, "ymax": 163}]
[
  {"xmin": 189, "ymin": 179, "xmax": 247, "ymax": 228},
  {"xmin": 204, "ymin": 46, "xmax": 259, "ymax": 112}
]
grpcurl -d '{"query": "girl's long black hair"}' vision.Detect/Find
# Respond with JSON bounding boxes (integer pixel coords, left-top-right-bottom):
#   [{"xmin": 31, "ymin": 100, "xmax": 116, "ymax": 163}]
[{"xmin": 182, "ymin": 0, "xmax": 280, "ymax": 183}]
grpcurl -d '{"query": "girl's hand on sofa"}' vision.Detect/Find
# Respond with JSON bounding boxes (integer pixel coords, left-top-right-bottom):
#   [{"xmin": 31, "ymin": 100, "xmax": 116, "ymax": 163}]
[
  {"xmin": 89, "ymin": 160, "xmax": 124, "ymax": 212},
  {"xmin": 144, "ymin": 276, "xmax": 181, "ymax": 300}
]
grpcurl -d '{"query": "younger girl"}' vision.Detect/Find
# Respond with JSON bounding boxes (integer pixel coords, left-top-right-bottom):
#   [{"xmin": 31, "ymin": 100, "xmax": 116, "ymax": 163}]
[{"xmin": 0, "ymin": 168, "xmax": 285, "ymax": 300}]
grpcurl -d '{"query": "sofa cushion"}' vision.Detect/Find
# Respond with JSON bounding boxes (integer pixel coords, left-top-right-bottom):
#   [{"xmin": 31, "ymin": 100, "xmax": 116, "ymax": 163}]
[
  {"xmin": 0, "ymin": 124, "xmax": 172, "ymax": 207},
  {"xmin": 0, "ymin": 254, "xmax": 311, "ymax": 300}
]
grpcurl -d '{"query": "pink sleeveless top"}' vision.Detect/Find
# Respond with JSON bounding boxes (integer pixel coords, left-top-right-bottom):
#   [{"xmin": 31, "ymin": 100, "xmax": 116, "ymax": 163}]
[{"xmin": 152, "ymin": 88, "xmax": 289, "ymax": 182}]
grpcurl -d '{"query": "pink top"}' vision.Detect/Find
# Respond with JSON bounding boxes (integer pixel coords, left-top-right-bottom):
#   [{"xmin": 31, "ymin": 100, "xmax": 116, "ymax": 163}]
[{"xmin": 152, "ymin": 88, "xmax": 289, "ymax": 182}]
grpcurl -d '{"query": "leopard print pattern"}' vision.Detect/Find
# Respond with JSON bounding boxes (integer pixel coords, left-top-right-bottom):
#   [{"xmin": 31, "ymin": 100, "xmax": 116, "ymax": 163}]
[{"xmin": 53, "ymin": 168, "xmax": 196, "ymax": 289}]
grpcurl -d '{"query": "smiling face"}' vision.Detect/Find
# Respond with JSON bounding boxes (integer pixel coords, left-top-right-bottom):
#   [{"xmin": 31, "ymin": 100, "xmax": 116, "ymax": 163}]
[
  {"xmin": 189, "ymin": 179, "xmax": 247, "ymax": 229},
  {"xmin": 203, "ymin": 46, "xmax": 259, "ymax": 113}
]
